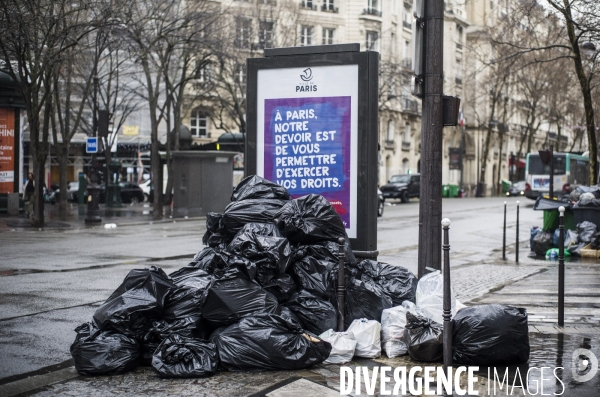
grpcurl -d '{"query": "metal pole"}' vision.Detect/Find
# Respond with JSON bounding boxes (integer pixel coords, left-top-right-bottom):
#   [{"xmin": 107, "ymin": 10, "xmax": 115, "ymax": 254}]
[
  {"xmin": 549, "ymin": 145, "xmax": 554, "ymax": 200},
  {"xmin": 515, "ymin": 200, "xmax": 520, "ymax": 263},
  {"xmin": 417, "ymin": 0, "xmax": 445, "ymax": 278},
  {"xmin": 503, "ymin": 201, "xmax": 507, "ymax": 260},
  {"xmin": 558, "ymin": 206, "xmax": 565, "ymax": 326},
  {"xmin": 442, "ymin": 218, "xmax": 453, "ymax": 394},
  {"xmin": 85, "ymin": 75, "xmax": 101, "ymax": 225},
  {"xmin": 337, "ymin": 237, "xmax": 346, "ymax": 331}
]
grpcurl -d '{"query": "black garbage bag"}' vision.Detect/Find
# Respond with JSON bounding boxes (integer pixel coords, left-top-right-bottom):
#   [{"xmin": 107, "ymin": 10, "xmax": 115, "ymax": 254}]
[
  {"xmin": 221, "ymin": 199, "xmax": 288, "ymax": 237},
  {"xmin": 290, "ymin": 256, "xmax": 338, "ymax": 299},
  {"xmin": 140, "ymin": 316, "xmax": 205, "ymax": 366},
  {"xmin": 277, "ymin": 305, "xmax": 302, "ymax": 324},
  {"xmin": 201, "ymin": 266, "xmax": 279, "ymax": 327},
  {"xmin": 403, "ymin": 312, "xmax": 443, "ymax": 362},
  {"xmin": 284, "ymin": 289, "xmax": 337, "ymax": 335},
  {"xmin": 140, "ymin": 341, "xmax": 160, "ymax": 367},
  {"xmin": 293, "ymin": 239, "xmax": 356, "ymax": 265},
  {"xmin": 259, "ymin": 273, "xmax": 297, "ymax": 303},
  {"xmin": 532, "ymin": 231, "xmax": 553, "ymax": 256},
  {"xmin": 71, "ymin": 322, "xmax": 141, "ymax": 375},
  {"xmin": 452, "ymin": 304, "xmax": 529, "ymax": 366},
  {"xmin": 202, "ymin": 212, "xmax": 230, "ymax": 248},
  {"xmin": 152, "ymin": 334, "xmax": 219, "ymax": 378},
  {"xmin": 231, "ymin": 175, "xmax": 291, "ymax": 201},
  {"xmin": 164, "ymin": 267, "xmax": 213, "ymax": 321},
  {"xmin": 344, "ymin": 276, "xmax": 393, "ymax": 328},
  {"xmin": 356, "ymin": 260, "xmax": 417, "ymax": 305},
  {"xmin": 93, "ymin": 266, "xmax": 174, "ymax": 337},
  {"xmin": 213, "ymin": 313, "xmax": 331, "ymax": 371},
  {"xmin": 227, "ymin": 223, "xmax": 292, "ymax": 279},
  {"xmin": 568, "ymin": 242, "xmax": 586, "ymax": 256},
  {"xmin": 189, "ymin": 247, "xmax": 229, "ymax": 272},
  {"xmin": 577, "ymin": 221, "xmax": 597, "ymax": 243},
  {"xmin": 274, "ymin": 194, "xmax": 347, "ymax": 244}
]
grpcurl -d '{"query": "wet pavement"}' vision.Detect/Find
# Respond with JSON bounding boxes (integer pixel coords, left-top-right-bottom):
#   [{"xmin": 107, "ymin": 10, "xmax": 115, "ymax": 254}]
[{"xmin": 0, "ymin": 197, "xmax": 599, "ymax": 396}]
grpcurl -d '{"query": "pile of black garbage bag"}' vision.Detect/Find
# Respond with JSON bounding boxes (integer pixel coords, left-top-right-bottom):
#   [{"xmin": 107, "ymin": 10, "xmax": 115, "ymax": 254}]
[{"xmin": 71, "ymin": 175, "xmax": 419, "ymax": 378}]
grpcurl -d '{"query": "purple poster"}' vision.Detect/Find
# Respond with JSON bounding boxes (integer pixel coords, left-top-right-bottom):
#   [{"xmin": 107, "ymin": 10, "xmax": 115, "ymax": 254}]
[{"xmin": 264, "ymin": 96, "xmax": 352, "ymax": 228}]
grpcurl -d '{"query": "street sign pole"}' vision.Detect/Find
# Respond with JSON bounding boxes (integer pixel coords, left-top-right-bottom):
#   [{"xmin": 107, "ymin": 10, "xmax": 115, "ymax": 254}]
[
  {"xmin": 558, "ymin": 206, "xmax": 565, "ymax": 326},
  {"xmin": 85, "ymin": 76, "xmax": 101, "ymax": 225}
]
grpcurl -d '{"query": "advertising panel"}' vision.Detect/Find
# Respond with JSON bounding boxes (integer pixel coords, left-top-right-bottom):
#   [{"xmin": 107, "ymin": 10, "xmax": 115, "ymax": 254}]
[
  {"xmin": 256, "ymin": 65, "xmax": 359, "ymax": 238},
  {"xmin": 0, "ymin": 108, "xmax": 15, "ymax": 193}
]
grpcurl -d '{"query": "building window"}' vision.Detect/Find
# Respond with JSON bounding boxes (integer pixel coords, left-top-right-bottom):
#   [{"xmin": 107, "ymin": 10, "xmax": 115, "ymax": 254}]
[
  {"xmin": 322, "ymin": 0, "xmax": 336, "ymax": 12},
  {"xmin": 301, "ymin": 0, "xmax": 316, "ymax": 10},
  {"xmin": 390, "ymin": 32, "xmax": 396, "ymax": 55},
  {"xmin": 455, "ymin": 58, "xmax": 462, "ymax": 84},
  {"xmin": 456, "ymin": 25, "xmax": 463, "ymax": 49},
  {"xmin": 322, "ymin": 28, "xmax": 335, "ymax": 45},
  {"xmin": 366, "ymin": 30, "xmax": 379, "ymax": 51},
  {"xmin": 368, "ymin": 0, "xmax": 379, "ymax": 11},
  {"xmin": 403, "ymin": 4, "xmax": 412, "ymax": 28},
  {"xmin": 190, "ymin": 109, "xmax": 209, "ymax": 137},
  {"xmin": 195, "ymin": 62, "xmax": 211, "ymax": 85},
  {"xmin": 300, "ymin": 26, "xmax": 313, "ymax": 46},
  {"xmin": 235, "ymin": 17, "xmax": 252, "ymax": 49},
  {"xmin": 259, "ymin": 20, "xmax": 274, "ymax": 49},
  {"xmin": 238, "ymin": 66, "xmax": 246, "ymax": 90},
  {"xmin": 386, "ymin": 119, "xmax": 395, "ymax": 142},
  {"xmin": 403, "ymin": 122, "xmax": 410, "ymax": 142}
]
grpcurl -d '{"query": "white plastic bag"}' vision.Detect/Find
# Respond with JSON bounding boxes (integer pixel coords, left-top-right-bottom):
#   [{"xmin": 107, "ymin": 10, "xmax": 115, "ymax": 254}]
[
  {"xmin": 319, "ymin": 329, "xmax": 357, "ymax": 364},
  {"xmin": 415, "ymin": 270, "xmax": 456, "ymax": 324},
  {"xmin": 347, "ymin": 319, "xmax": 381, "ymax": 358},
  {"xmin": 380, "ymin": 303, "xmax": 414, "ymax": 358}
]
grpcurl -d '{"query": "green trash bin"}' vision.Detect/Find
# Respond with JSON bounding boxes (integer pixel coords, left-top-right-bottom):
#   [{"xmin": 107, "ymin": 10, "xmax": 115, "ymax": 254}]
[
  {"xmin": 442, "ymin": 185, "xmax": 449, "ymax": 197},
  {"xmin": 543, "ymin": 209, "xmax": 576, "ymax": 231},
  {"xmin": 501, "ymin": 179, "xmax": 511, "ymax": 194},
  {"xmin": 449, "ymin": 184, "xmax": 459, "ymax": 198}
]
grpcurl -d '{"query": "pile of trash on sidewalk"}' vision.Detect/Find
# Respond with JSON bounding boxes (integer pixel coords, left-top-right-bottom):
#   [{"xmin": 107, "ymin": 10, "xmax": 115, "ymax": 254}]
[{"xmin": 71, "ymin": 175, "xmax": 531, "ymax": 378}]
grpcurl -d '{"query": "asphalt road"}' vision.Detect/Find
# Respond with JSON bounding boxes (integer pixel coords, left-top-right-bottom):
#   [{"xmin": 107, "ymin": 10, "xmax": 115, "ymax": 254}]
[{"xmin": 0, "ymin": 196, "xmax": 541, "ymax": 380}]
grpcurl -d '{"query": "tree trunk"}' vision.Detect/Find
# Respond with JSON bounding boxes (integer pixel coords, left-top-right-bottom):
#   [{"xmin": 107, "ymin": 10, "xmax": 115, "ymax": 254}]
[{"xmin": 58, "ymin": 143, "xmax": 69, "ymax": 219}]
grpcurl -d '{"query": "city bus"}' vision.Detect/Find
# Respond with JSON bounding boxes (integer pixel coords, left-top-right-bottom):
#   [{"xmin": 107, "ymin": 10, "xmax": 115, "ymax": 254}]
[{"xmin": 524, "ymin": 152, "xmax": 589, "ymax": 199}]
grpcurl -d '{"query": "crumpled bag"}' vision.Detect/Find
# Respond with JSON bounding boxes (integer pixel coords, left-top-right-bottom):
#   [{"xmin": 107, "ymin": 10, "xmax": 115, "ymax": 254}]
[
  {"xmin": 189, "ymin": 247, "xmax": 229, "ymax": 273},
  {"xmin": 577, "ymin": 221, "xmax": 597, "ymax": 243},
  {"xmin": 139, "ymin": 317, "xmax": 204, "ymax": 366},
  {"xmin": 552, "ymin": 228, "xmax": 579, "ymax": 249},
  {"xmin": 231, "ymin": 175, "xmax": 290, "ymax": 201},
  {"xmin": 213, "ymin": 313, "xmax": 331, "ymax": 371},
  {"xmin": 452, "ymin": 304, "xmax": 529, "ymax": 365},
  {"xmin": 227, "ymin": 223, "xmax": 292, "ymax": 281},
  {"xmin": 356, "ymin": 260, "xmax": 418, "ymax": 305},
  {"xmin": 164, "ymin": 267, "xmax": 213, "ymax": 321},
  {"xmin": 290, "ymin": 256, "xmax": 338, "ymax": 300},
  {"xmin": 404, "ymin": 312, "xmax": 443, "ymax": 362},
  {"xmin": 201, "ymin": 266, "xmax": 278, "ymax": 327},
  {"xmin": 381, "ymin": 304, "xmax": 414, "ymax": 358},
  {"xmin": 284, "ymin": 289, "xmax": 338, "ymax": 335},
  {"xmin": 414, "ymin": 270, "xmax": 456, "ymax": 325},
  {"xmin": 530, "ymin": 226, "xmax": 542, "ymax": 249},
  {"xmin": 221, "ymin": 199, "xmax": 288, "ymax": 237},
  {"xmin": 259, "ymin": 273, "xmax": 297, "ymax": 303},
  {"xmin": 346, "ymin": 318, "xmax": 381, "ymax": 358},
  {"xmin": 319, "ymin": 329, "xmax": 357, "ymax": 364},
  {"xmin": 152, "ymin": 334, "xmax": 219, "ymax": 378},
  {"xmin": 93, "ymin": 266, "xmax": 174, "ymax": 337},
  {"xmin": 274, "ymin": 194, "xmax": 347, "ymax": 244},
  {"xmin": 71, "ymin": 322, "xmax": 140, "ymax": 375},
  {"xmin": 293, "ymin": 239, "xmax": 357, "ymax": 265},
  {"xmin": 532, "ymin": 231, "xmax": 553, "ymax": 256},
  {"xmin": 344, "ymin": 276, "xmax": 393, "ymax": 328},
  {"xmin": 203, "ymin": 212, "xmax": 230, "ymax": 248}
]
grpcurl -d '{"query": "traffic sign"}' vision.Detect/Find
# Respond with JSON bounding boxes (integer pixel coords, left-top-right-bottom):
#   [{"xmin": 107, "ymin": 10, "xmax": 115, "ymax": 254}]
[{"xmin": 86, "ymin": 137, "xmax": 98, "ymax": 153}]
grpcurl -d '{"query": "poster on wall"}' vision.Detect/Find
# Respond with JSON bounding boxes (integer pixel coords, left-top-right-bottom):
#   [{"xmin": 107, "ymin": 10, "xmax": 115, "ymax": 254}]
[
  {"xmin": 256, "ymin": 65, "xmax": 358, "ymax": 238},
  {"xmin": 0, "ymin": 108, "xmax": 15, "ymax": 194}
]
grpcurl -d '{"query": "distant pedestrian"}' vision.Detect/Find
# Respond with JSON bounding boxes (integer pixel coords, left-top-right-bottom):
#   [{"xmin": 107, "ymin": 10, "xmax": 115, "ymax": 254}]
[{"xmin": 24, "ymin": 172, "xmax": 35, "ymax": 218}]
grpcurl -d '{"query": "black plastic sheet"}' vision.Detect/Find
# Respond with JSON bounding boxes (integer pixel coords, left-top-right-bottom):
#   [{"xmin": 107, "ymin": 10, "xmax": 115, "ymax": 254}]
[
  {"xmin": 356, "ymin": 260, "xmax": 417, "ymax": 305},
  {"xmin": 201, "ymin": 267, "xmax": 279, "ymax": 327},
  {"xmin": 189, "ymin": 247, "xmax": 229, "ymax": 273},
  {"xmin": 93, "ymin": 266, "xmax": 174, "ymax": 337},
  {"xmin": 231, "ymin": 175, "xmax": 291, "ymax": 201},
  {"xmin": 152, "ymin": 334, "xmax": 219, "ymax": 378},
  {"xmin": 344, "ymin": 277, "xmax": 393, "ymax": 328},
  {"xmin": 213, "ymin": 313, "xmax": 331, "ymax": 371},
  {"xmin": 284, "ymin": 289, "xmax": 337, "ymax": 335},
  {"xmin": 452, "ymin": 304, "xmax": 530, "ymax": 365},
  {"xmin": 290, "ymin": 256, "xmax": 338, "ymax": 299},
  {"xmin": 203, "ymin": 212, "xmax": 230, "ymax": 248},
  {"xmin": 221, "ymin": 199, "xmax": 288, "ymax": 237},
  {"xmin": 259, "ymin": 273, "xmax": 297, "ymax": 303},
  {"xmin": 577, "ymin": 221, "xmax": 597, "ymax": 243},
  {"xmin": 293, "ymin": 239, "xmax": 356, "ymax": 265},
  {"xmin": 164, "ymin": 267, "xmax": 213, "ymax": 321},
  {"xmin": 71, "ymin": 322, "xmax": 140, "ymax": 375},
  {"xmin": 403, "ymin": 312, "xmax": 443, "ymax": 362},
  {"xmin": 532, "ymin": 231, "xmax": 553, "ymax": 256},
  {"xmin": 274, "ymin": 194, "xmax": 347, "ymax": 244}
]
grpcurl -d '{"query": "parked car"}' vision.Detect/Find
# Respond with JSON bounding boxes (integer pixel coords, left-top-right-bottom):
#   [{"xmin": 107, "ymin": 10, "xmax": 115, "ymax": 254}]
[
  {"xmin": 84, "ymin": 182, "xmax": 144, "ymax": 204},
  {"xmin": 380, "ymin": 174, "xmax": 421, "ymax": 203},
  {"xmin": 506, "ymin": 181, "xmax": 526, "ymax": 197},
  {"xmin": 377, "ymin": 188, "xmax": 384, "ymax": 217},
  {"xmin": 51, "ymin": 181, "xmax": 81, "ymax": 203}
]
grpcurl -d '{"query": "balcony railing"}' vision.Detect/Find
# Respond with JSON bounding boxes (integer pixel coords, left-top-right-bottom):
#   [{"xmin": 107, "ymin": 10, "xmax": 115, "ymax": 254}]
[
  {"xmin": 548, "ymin": 132, "xmax": 558, "ymax": 140},
  {"xmin": 362, "ymin": 8, "xmax": 382, "ymax": 17},
  {"xmin": 455, "ymin": 77, "xmax": 463, "ymax": 85},
  {"xmin": 403, "ymin": 20, "xmax": 412, "ymax": 29},
  {"xmin": 321, "ymin": 4, "xmax": 338, "ymax": 12},
  {"xmin": 401, "ymin": 141, "xmax": 411, "ymax": 151},
  {"xmin": 456, "ymin": 42, "xmax": 462, "ymax": 50},
  {"xmin": 384, "ymin": 140, "xmax": 396, "ymax": 150},
  {"xmin": 402, "ymin": 96, "xmax": 419, "ymax": 114}
]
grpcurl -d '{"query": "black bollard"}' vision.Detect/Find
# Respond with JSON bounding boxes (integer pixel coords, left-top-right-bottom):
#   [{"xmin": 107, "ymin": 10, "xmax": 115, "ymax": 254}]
[
  {"xmin": 337, "ymin": 237, "xmax": 346, "ymax": 332},
  {"xmin": 503, "ymin": 201, "xmax": 507, "ymax": 260},
  {"xmin": 558, "ymin": 206, "xmax": 565, "ymax": 326},
  {"xmin": 442, "ymin": 218, "xmax": 453, "ymax": 387},
  {"xmin": 516, "ymin": 200, "xmax": 520, "ymax": 263}
]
